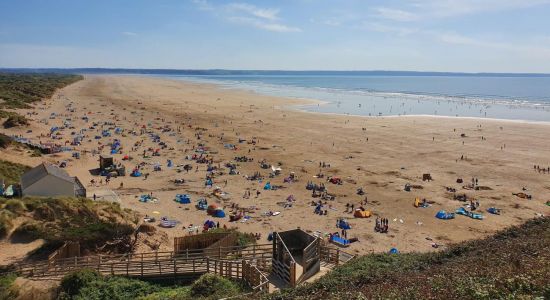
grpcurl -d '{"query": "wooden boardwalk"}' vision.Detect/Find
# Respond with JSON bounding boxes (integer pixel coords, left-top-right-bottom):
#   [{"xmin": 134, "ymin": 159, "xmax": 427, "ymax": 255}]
[{"xmin": 5, "ymin": 242, "xmax": 353, "ymax": 294}]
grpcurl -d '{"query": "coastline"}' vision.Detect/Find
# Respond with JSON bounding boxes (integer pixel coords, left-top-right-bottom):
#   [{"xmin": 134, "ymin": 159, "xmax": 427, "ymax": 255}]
[
  {"xmin": 3, "ymin": 75, "xmax": 549, "ymax": 256},
  {"xmin": 160, "ymin": 75, "xmax": 550, "ymax": 127}
]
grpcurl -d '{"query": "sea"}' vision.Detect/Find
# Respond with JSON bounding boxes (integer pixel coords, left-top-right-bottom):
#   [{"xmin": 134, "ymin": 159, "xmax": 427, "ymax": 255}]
[
  {"xmin": 159, "ymin": 72, "xmax": 550, "ymax": 122},
  {"xmin": 7, "ymin": 69, "xmax": 550, "ymax": 122}
]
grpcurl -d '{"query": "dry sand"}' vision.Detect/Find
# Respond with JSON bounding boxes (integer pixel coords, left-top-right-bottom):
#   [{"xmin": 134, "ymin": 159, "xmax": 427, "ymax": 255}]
[{"xmin": 3, "ymin": 75, "xmax": 550, "ymax": 255}]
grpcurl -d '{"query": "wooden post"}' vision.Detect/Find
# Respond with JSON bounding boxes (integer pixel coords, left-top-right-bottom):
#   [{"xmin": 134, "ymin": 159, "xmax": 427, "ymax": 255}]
[
  {"xmin": 98, "ymin": 255, "xmax": 101, "ymax": 272},
  {"xmin": 141, "ymin": 258, "xmax": 144, "ymax": 276},
  {"xmin": 206, "ymin": 257, "xmax": 210, "ymax": 273},
  {"xmin": 290, "ymin": 262, "xmax": 296, "ymax": 287},
  {"xmin": 336, "ymin": 249, "xmax": 340, "ymax": 266},
  {"xmin": 111, "ymin": 263, "xmax": 114, "ymax": 275},
  {"xmin": 186, "ymin": 248, "xmax": 189, "ymax": 259},
  {"xmin": 193, "ymin": 258, "xmax": 196, "ymax": 273},
  {"xmin": 173, "ymin": 259, "xmax": 177, "ymax": 276}
]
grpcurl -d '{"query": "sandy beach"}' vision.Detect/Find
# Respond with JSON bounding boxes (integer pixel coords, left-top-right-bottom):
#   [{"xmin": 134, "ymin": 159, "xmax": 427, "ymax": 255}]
[{"xmin": 4, "ymin": 75, "xmax": 550, "ymax": 255}]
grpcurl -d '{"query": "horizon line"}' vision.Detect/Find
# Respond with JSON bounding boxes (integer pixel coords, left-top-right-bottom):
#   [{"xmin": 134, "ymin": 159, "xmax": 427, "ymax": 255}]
[{"xmin": 1, "ymin": 67, "xmax": 550, "ymax": 77}]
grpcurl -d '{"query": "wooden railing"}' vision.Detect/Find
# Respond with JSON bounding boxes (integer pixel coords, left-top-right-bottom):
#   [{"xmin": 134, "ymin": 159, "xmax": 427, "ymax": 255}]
[
  {"xmin": 271, "ymin": 232, "xmax": 297, "ymax": 286},
  {"xmin": 9, "ymin": 244, "xmax": 272, "ymax": 280},
  {"xmin": 320, "ymin": 246, "xmax": 355, "ymax": 266}
]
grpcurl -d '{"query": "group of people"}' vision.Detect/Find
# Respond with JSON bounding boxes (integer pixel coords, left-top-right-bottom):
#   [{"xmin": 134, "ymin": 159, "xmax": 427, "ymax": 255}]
[
  {"xmin": 375, "ymin": 217, "xmax": 389, "ymax": 233},
  {"xmin": 533, "ymin": 165, "xmax": 550, "ymax": 174}
]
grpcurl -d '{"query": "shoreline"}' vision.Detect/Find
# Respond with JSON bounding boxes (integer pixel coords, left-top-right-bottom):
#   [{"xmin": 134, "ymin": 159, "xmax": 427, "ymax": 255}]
[
  {"xmin": 150, "ymin": 74, "xmax": 550, "ymax": 127},
  {"xmin": 3, "ymin": 75, "xmax": 549, "ymax": 256}
]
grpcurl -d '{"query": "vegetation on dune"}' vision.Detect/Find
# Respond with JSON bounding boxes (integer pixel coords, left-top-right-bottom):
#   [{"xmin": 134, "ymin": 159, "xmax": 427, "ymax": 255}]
[
  {"xmin": 0, "ymin": 73, "xmax": 83, "ymax": 109},
  {"xmin": 206, "ymin": 227, "xmax": 257, "ymax": 247},
  {"xmin": 267, "ymin": 217, "xmax": 550, "ymax": 300},
  {"xmin": 0, "ymin": 273, "xmax": 18, "ymax": 300},
  {"xmin": 0, "ymin": 197, "xmax": 139, "ymax": 253},
  {"xmin": 0, "ymin": 73, "xmax": 83, "ymax": 127},
  {"xmin": 0, "ymin": 158, "xmax": 30, "ymax": 184},
  {"xmin": 57, "ymin": 269, "xmax": 246, "ymax": 300}
]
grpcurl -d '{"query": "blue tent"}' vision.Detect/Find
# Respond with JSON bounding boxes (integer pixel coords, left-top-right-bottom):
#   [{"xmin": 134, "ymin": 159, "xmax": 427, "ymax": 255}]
[
  {"xmin": 337, "ymin": 219, "xmax": 351, "ymax": 230},
  {"xmin": 131, "ymin": 170, "xmax": 142, "ymax": 177},
  {"xmin": 167, "ymin": 160, "xmax": 173, "ymax": 167},
  {"xmin": 175, "ymin": 194, "xmax": 191, "ymax": 204},
  {"xmin": 197, "ymin": 199, "xmax": 208, "ymax": 210},
  {"xmin": 204, "ymin": 220, "xmax": 216, "ymax": 228},
  {"xmin": 264, "ymin": 182, "xmax": 271, "ymax": 190},
  {"xmin": 213, "ymin": 209, "xmax": 226, "ymax": 218},
  {"xmin": 487, "ymin": 207, "xmax": 500, "ymax": 215},
  {"xmin": 389, "ymin": 248, "xmax": 399, "ymax": 254},
  {"xmin": 435, "ymin": 210, "xmax": 455, "ymax": 220}
]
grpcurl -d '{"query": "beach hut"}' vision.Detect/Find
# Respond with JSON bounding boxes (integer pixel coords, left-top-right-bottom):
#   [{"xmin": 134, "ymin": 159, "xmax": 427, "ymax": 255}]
[{"xmin": 21, "ymin": 163, "xmax": 86, "ymax": 197}]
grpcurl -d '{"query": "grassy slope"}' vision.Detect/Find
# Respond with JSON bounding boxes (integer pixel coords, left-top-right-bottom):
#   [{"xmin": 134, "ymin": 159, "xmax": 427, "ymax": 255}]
[
  {"xmin": 0, "ymin": 159, "xmax": 31, "ymax": 185},
  {"xmin": 0, "ymin": 73, "xmax": 83, "ymax": 109},
  {"xmin": 268, "ymin": 217, "xmax": 550, "ymax": 300},
  {"xmin": 0, "ymin": 197, "xmax": 139, "ymax": 253},
  {"xmin": 0, "ymin": 73, "xmax": 83, "ymax": 127}
]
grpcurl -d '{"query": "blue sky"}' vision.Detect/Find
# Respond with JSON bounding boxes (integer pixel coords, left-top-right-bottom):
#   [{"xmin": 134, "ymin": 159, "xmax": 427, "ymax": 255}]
[{"xmin": 1, "ymin": 0, "xmax": 550, "ymax": 72}]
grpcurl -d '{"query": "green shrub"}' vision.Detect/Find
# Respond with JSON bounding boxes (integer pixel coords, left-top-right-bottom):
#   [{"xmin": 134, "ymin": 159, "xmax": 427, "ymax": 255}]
[
  {"xmin": 0, "ymin": 212, "xmax": 13, "ymax": 238},
  {"xmin": 2, "ymin": 114, "xmax": 28, "ymax": 128},
  {"xmin": 0, "ymin": 273, "xmax": 19, "ymax": 300},
  {"xmin": 11, "ymin": 221, "xmax": 43, "ymax": 240},
  {"xmin": 4, "ymin": 199, "xmax": 26, "ymax": 214},
  {"xmin": 0, "ymin": 134, "xmax": 11, "ymax": 148},
  {"xmin": 190, "ymin": 273, "xmax": 241, "ymax": 299},
  {"xmin": 0, "ymin": 159, "xmax": 31, "ymax": 185},
  {"xmin": 59, "ymin": 269, "xmax": 102, "ymax": 297}
]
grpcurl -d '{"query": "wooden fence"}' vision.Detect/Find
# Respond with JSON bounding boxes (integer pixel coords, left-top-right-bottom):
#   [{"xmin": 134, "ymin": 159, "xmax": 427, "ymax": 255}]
[
  {"xmin": 47, "ymin": 242, "xmax": 80, "ymax": 264},
  {"xmin": 174, "ymin": 232, "xmax": 230, "ymax": 254}
]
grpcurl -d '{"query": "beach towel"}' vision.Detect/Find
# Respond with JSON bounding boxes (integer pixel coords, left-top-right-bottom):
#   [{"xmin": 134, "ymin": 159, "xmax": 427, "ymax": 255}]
[
  {"xmin": 330, "ymin": 235, "xmax": 350, "ymax": 247},
  {"xmin": 160, "ymin": 219, "xmax": 177, "ymax": 228}
]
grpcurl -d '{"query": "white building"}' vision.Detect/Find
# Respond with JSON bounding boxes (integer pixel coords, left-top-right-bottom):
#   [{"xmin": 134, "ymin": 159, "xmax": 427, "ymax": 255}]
[{"xmin": 21, "ymin": 163, "xmax": 86, "ymax": 197}]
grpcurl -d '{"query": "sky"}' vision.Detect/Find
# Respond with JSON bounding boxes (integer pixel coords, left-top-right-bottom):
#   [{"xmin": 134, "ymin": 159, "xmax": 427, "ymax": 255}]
[{"xmin": 1, "ymin": 0, "xmax": 550, "ymax": 72}]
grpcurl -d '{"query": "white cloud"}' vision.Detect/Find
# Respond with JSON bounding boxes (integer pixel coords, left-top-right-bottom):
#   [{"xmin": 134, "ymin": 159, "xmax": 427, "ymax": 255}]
[
  {"xmin": 122, "ymin": 31, "xmax": 138, "ymax": 36},
  {"xmin": 227, "ymin": 3, "xmax": 279, "ymax": 21},
  {"xmin": 362, "ymin": 22, "xmax": 418, "ymax": 36},
  {"xmin": 192, "ymin": 1, "xmax": 300, "ymax": 33},
  {"xmin": 191, "ymin": 0, "xmax": 213, "ymax": 11},
  {"xmin": 374, "ymin": 7, "xmax": 419, "ymax": 22},
  {"xmin": 228, "ymin": 17, "xmax": 301, "ymax": 32},
  {"xmin": 375, "ymin": 0, "xmax": 550, "ymax": 21}
]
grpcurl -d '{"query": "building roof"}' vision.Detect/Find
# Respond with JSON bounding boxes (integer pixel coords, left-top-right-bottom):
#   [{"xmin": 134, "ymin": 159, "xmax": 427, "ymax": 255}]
[{"xmin": 21, "ymin": 163, "xmax": 75, "ymax": 189}]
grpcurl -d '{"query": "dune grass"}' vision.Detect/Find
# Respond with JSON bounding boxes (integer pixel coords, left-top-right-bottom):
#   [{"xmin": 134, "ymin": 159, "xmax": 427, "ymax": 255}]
[{"xmin": 268, "ymin": 217, "xmax": 550, "ymax": 299}]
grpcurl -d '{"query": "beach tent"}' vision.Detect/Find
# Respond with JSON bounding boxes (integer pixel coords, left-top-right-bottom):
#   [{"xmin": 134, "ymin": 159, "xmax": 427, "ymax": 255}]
[
  {"xmin": 207, "ymin": 204, "xmax": 218, "ymax": 215},
  {"xmin": 213, "ymin": 209, "xmax": 226, "ymax": 218},
  {"xmin": 353, "ymin": 209, "xmax": 371, "ymax": 218},
  {"xmin": 487, "ymin": 207, "xmax": 501, "ymax": 215},
  {"xmin": 435, "ymin": 210, "xmax": 455, "ymax": 220},
  {"xmin": 389, "ymin": 248, "xmax": 399, "ymax": 254},
  {"xmin": 131, "ymin": 169, "xmax": 142, "ymax": 177},
  {"xmin": 204, "ymin": 220, "xmax": 216, "ymax": 230},
  {"xmin": 263, "ymin": 182, "xmax": 271, "ymax": 190},
  {"xmin": 337, "ymin": 219, "xmax": 351, "ymax": 230},
  {"xmin": 175, "ymin": 194, "xmax": 191, "ymax": 204},
  {"xmin": 456, "ymin": 207, "xmax": 484, "ymax": 220},
  {"xmin": 196, "ymin": 199, "xmax": 208, "ymax": 210}
]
